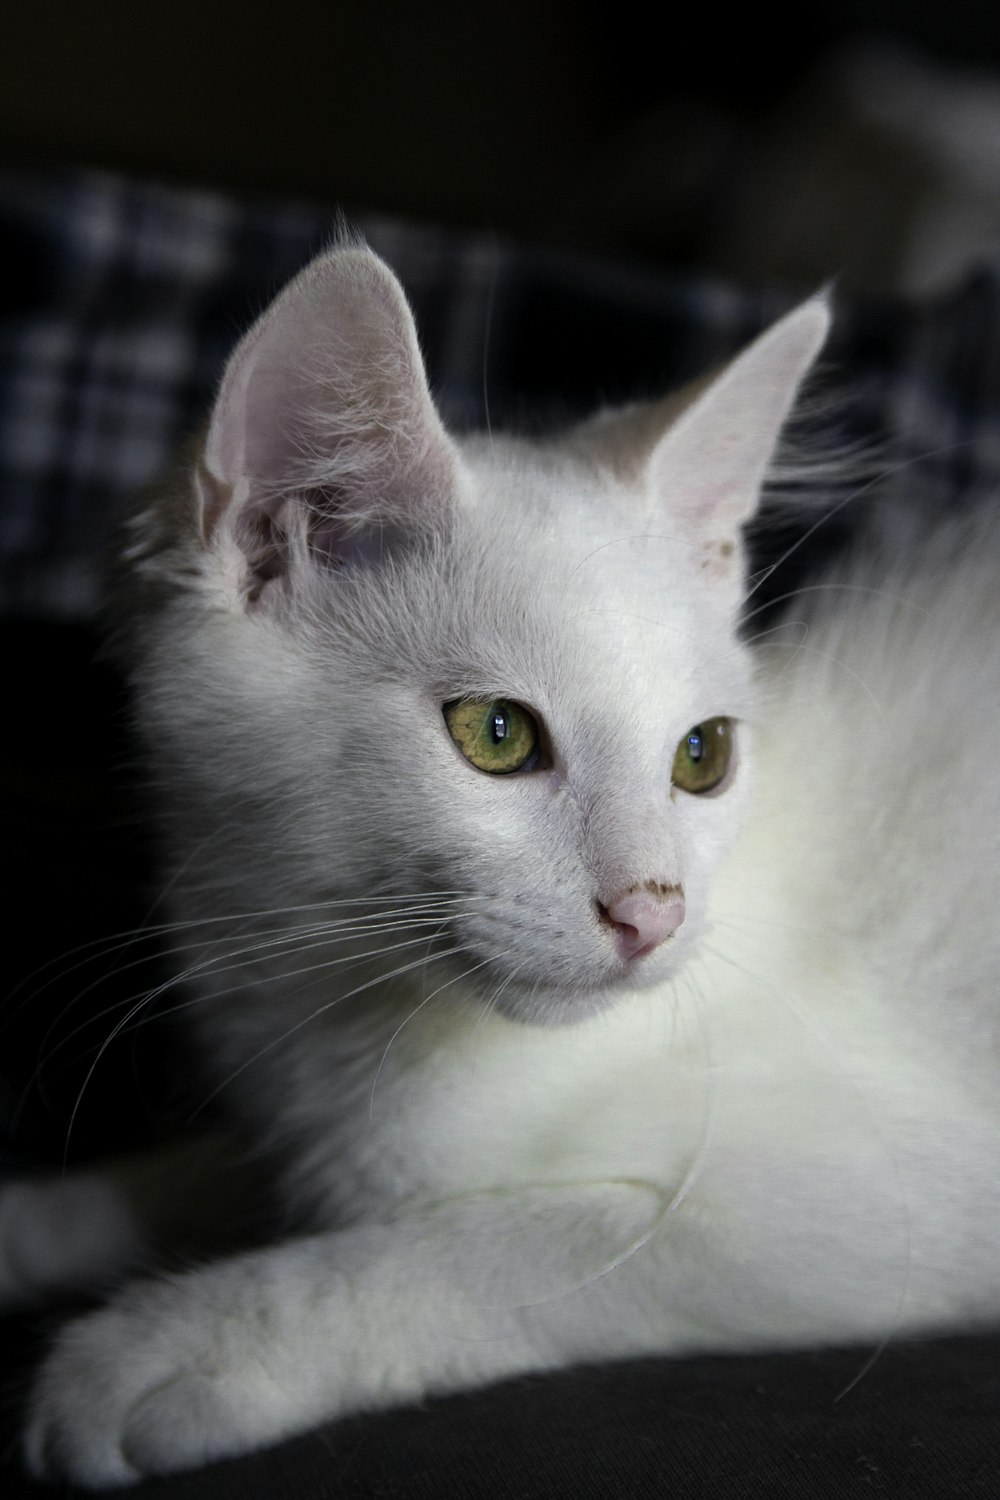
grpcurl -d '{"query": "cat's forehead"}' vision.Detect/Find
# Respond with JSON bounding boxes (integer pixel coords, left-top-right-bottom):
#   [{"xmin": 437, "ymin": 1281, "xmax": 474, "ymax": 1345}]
[
  {"xmin": 454, "ymin": 438, "xmax": 712, "ymax": 617},
  {"xmin": 457, "ymin": 437, "xmax": 678, "ymax": 584},
  {"xmin": 390, "ymin": 439, "xmax": 754, "ymax": 723}
]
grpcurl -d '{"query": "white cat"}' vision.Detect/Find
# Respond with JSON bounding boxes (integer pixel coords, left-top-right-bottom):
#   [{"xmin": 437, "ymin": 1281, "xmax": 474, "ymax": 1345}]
[{"xmin": 19, "ymin": 246, "xmax": 1000, "ymax": 1487}]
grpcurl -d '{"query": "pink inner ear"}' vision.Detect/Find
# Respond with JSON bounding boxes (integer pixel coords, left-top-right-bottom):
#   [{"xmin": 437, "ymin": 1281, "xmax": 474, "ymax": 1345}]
[
  {"xmin": 195, "ymin": 462, "xmax": 236, "ymax": 543},
  {"xmin": 197, "ymin": 247, "xmax": 459, "ymax": 584},
  {"xmin": 648, "ymin": 296, "xmax": 830, "ymax": 538},
  {"xmin": 308, "ymin": 511, "xmax": 408, "ymax": 571}
]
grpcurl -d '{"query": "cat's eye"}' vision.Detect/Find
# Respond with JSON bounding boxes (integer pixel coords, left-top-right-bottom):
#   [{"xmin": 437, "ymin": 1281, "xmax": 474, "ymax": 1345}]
[
  {"xmin": 444, "ymin": 698, "xmax": 540, "ymax": 774},
  {"xmin": 671, "ymin": 717, "xmax": 734, "ymax": 795}
]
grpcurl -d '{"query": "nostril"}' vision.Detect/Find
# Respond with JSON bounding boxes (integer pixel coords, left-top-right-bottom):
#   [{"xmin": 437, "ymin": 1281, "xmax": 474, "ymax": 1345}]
[
  {"xmin": 597, "ymin": 888, "xmax": 686, "ymax": 962},
  {"xmin": 596, "ymin": 902, "xmax": 641, "ymax": 947}
]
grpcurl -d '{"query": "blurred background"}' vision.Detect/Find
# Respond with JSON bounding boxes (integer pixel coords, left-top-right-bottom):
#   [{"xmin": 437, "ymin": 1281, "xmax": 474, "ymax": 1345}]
[{"xmin": 2, "ymin": 0, "xmax": 1000, "ymax": 294}]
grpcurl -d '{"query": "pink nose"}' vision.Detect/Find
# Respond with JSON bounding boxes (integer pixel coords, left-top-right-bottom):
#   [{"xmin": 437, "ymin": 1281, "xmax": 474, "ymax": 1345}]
[{"xmin": 599, "ymin": 888, "xmax": 686, "ymax": 962}]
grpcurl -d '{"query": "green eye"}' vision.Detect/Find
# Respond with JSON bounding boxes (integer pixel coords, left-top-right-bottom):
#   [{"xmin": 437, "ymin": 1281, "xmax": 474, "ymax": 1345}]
[
  {"xmin": 671, "ymin": 716, "xmax": 734, "ymax": 794},
  {"xmin": 444, "ymin": 698, "xmax": 540, "ymax": 774}
]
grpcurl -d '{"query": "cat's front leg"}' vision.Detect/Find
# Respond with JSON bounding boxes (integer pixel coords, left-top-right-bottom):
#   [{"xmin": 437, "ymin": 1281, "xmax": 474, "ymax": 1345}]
[{"xmin": 25, "ymin": 1181, "xmax": 673, "ymax": 1488}]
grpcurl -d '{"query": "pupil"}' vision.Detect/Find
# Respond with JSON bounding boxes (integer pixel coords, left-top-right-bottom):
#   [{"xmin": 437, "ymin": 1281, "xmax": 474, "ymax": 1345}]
[
  {"xmin": 491, "ymin": 709, "xmax": 509, "ymax": 743},
  {"xmin": 688, "ymin": 731, "xmax": 703, "ymax": 761}
]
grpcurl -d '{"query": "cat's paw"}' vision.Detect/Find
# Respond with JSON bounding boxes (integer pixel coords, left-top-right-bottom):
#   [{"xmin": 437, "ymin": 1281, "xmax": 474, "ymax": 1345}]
[{"xmin": 24, "ymin": 1271, "xmax": 316, "ymax": 1488}]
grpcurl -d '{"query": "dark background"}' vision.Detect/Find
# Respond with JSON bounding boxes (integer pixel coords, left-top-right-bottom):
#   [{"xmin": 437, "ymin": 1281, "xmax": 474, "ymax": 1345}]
[{"xmin": 2, "ymin": 1, "xmax": 999, "ymax": 284}]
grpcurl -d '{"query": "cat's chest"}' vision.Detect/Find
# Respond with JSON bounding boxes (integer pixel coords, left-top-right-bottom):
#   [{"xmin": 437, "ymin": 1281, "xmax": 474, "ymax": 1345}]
[
  {"xmin": 294, "ymin": 991, "xmax": 712, "ymax": 1218},
  {"xmin": 301, "ymin": 943, "xmax": 1000, "ymax": 1241}
]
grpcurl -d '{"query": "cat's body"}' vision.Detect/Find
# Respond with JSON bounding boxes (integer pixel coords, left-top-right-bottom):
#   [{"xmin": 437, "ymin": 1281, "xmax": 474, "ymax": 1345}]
[{"xmin": 16, "ymin": 248, "xmax": 1000, "ymax": 1486}]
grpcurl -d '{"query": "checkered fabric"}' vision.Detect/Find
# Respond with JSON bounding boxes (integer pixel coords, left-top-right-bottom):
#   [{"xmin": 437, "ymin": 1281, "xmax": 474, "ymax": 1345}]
[{"xmin": 2, "ymin": 166, "xmax": 1000, "ymax": 619}]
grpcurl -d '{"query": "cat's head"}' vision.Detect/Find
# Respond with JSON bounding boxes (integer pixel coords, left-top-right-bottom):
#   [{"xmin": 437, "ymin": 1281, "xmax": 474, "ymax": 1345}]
[{"xmin": 120, "ymin": 245, "xmax": 827, "ymax": 1024}]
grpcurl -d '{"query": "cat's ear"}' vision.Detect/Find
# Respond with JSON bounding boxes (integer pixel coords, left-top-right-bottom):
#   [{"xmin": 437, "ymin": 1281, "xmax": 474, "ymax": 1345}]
[
  {"xmin": 646, "ymin": 295, "xmax": 830, "ymax": 538},
  {"xmin": 196, "ymin": 245, "xmax": 459, "ymax": 599}
]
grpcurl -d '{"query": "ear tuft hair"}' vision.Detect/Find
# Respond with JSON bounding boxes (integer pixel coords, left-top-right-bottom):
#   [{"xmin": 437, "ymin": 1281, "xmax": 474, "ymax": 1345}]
[{"xmin": 197, "ymin": 245, "xmax": 460, "ymax": 605}]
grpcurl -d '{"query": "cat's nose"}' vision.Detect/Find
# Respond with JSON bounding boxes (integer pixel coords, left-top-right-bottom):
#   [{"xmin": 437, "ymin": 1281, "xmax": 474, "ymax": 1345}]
[{"xmin": 598, "ymin": 887, "xmax": 686, "ymax": 962}]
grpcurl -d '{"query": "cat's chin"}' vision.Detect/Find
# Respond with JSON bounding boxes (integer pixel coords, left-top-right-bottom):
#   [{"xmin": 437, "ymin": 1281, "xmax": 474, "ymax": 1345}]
[{"xmin": 475, "ymin": 955, "xmax": 681, "ymax": 1028}]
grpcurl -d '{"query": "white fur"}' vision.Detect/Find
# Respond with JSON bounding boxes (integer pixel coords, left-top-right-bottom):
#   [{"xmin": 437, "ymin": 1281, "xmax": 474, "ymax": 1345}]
[{"xmin": 23, "ymin": 251, "xmax": 1000, "ymax": 1486}]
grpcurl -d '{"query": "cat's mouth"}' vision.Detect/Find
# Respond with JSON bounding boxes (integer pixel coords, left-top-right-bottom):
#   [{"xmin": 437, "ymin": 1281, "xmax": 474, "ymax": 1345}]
[
  {"xmin": 441, "ymin": 931, "xmax": 689, "ymax": 1027},
  {"xmin": 373, "ymin": 880, "xmax": 691, "ymax": 1024}
]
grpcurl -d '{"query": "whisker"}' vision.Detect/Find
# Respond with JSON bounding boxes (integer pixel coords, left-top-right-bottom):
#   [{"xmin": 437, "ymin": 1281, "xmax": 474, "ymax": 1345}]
[
  {"xmin": 746, "ymin": 440, "xmax": 973, "ymax": 604},
  {"xmin": 191, "ymin": 944, "xmax": 471, "ymax": 1121},
  {"xmin": 368, "ymin": 950, "xmax": 512, "ymax": 1117},
  {"xmin": 53, "ymin": 934, "xmax": 450, "ymax": 1077},
  {"xmin": 754, "ymin": 639, "xmax": 891, "ymax": 731},
  {"xmin": 55, "ymin": 916, "xmax": 480, "ymax": 1160},
  {"xmin": 3, "ymin": 892, "xmax": 481, "ymax": 1022},
  {"xmin": 742, "ymin": 581, "xmax": 931, "ymax": 629},
  {"xmin": 471, "ymin": 957, "xmax": 525, "ymax": 1043},
  {"xmin": 699, "ymin": 935, "xmax": 913, "ymax": 1383},
  {"xmin": 36, "ymin": 914, "xmax": 473, "ymax": 1080},
  {"xmin": 15, "ymin": 894, "xmax": 479, "ymax": 1073},
  {"xmin": 659, "ymin": 961, "xmax": 718, "ymax": 1219}
]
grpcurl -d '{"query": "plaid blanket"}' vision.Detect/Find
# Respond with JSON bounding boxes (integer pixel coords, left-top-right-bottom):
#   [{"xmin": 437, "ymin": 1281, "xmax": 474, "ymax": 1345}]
[{"xmin": 2, "ymin": 167, "xmax": 1000, "ymax": 620}]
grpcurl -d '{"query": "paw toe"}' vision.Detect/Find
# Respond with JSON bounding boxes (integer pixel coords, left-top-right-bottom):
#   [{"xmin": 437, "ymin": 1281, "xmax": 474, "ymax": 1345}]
[
  {"xmin": 23, "ymin": 1407, "xmax": 141, "ymax": 1490},
  {"xmin": 121, "ymin": 1373, "xmax": 229, "ymax": 1475}
]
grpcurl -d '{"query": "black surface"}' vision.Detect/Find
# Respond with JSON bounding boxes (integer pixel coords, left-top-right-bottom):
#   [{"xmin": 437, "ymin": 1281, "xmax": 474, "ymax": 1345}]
[{"xmin": 3, "ymin": 1312, "xmax": 997, "ymax": 1497}]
